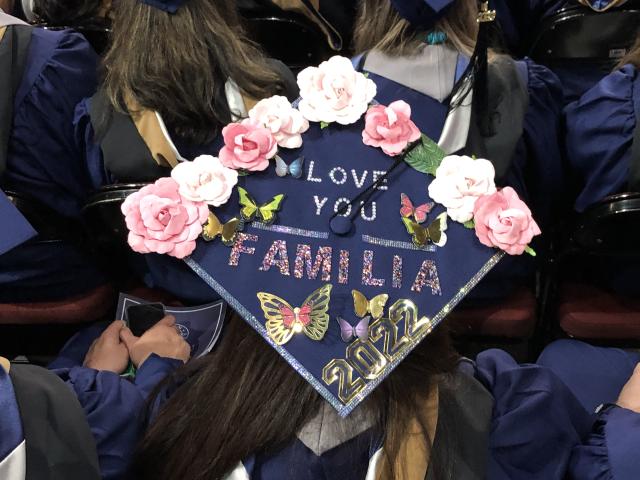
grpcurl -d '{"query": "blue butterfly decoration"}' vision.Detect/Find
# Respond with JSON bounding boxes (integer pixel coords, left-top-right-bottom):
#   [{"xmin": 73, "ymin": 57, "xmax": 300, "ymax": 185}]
[{"xmin": 275, "ymin": 156, "xmax": 305, "ymax": 179}]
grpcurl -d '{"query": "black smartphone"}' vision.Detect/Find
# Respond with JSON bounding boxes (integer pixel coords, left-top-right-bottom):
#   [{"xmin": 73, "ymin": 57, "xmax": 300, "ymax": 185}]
[{"xmin": 126, "ymin": 303, "xmax": 166, "ymax": 337}]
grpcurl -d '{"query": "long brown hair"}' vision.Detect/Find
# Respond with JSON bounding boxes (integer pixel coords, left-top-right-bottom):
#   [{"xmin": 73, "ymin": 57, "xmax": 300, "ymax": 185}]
[
  {"xmin": 353, "ymin": 0, "xmax": 478, "ymax": 57},
  {"xmin": 102, "ymin": 0, "xmax": 286, "ymax": 145},
  {"xmin": 618, "ymin": 33, "xmax": 640, "ymax": 69},
  {"xmin": 132, "ymin": 313, "xmax": 459, "ymax": 480}
]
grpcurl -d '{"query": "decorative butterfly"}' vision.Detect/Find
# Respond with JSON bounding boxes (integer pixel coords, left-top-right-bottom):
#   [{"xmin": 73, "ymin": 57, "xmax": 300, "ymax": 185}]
[
  {"xmin": 352, "ymin": 290, "xmax": 389, "ymax": 320},
  {"xmin": 337, "ymin": 316, "xmax": 370, "ymax": 343},
  {"xmin": 275, "ymin": 155, "xmax": 305, "ymax": 179},
  {"xmin": 238, "ymin": 186, "xmax": 285, "ymax": 225},
  {"xmin": 257, "ymin": 284, "xmax": 332, "ymax": 346},
  {"xmin": 400, "ymin": 193, "xmax": 434, "ymax": 224},
  {"xmin": 201, "ymin": 212, "xmax": 244, "ymax": 246},
  {"xmin": 402, "ymin": 212, "xmax": 448, "ymax": 247}
]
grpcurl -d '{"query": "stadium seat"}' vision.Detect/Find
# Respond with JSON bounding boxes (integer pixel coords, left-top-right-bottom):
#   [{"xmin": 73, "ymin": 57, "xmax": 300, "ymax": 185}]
[
  {"xmin": 551, "ymin": 193, "xmax": 640, "ymax": 342},
  {"xmin": 528, "ymin": 1, "xmax": 640, "ymax": 65}
]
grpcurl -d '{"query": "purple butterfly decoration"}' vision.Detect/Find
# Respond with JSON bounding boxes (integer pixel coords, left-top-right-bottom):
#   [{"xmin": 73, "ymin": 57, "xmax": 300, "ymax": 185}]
[{"xmin": 337, "ymin": 316, "xmax": 370, "ymax": 343}]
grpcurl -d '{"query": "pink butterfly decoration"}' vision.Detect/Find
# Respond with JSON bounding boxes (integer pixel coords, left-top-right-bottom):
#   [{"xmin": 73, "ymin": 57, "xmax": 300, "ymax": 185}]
[
  {"xmin": 337, "ymin": 316, "xmax": 370, "ymax": 343},
  {"xmin": 281, "ymin": 304, "xmax": 312, "ymax": 328},
  {"xmin": 400, "ymin": 193, "xmax": 434, "ymax": 224}
]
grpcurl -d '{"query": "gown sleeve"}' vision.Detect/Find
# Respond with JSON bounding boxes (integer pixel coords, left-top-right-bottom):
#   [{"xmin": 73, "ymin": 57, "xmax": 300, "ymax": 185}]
[
  {"xmin": 52, "ymin": 356, "xmax": 182, "ymax": 480},
  {"xmin": 7, "ymin": 29, "xmax": 99, "ymax": 218},
  {"xmin": 474, "ymin": 349, "xmax": 594, "ymax": 480},
  {"xmin": 564, "ymin": 64, "xmax": 639, "ymax": 212},
  {"xmin": 569, "ymin": 405, "xmax": 640, "ymax": 480},
  {"xmin": 515, "ymin": 58, "xmax": 565, "ymax": 230}
]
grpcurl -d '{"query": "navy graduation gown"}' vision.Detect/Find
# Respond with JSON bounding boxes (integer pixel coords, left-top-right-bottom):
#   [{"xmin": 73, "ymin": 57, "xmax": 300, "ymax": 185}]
[
  {"xmin": 539, "ymin": 340, "xmax": 640, "ymax": 479},
  {"xmin": 0, "ymin": 26, "xmax": 104, "ymax": 302},
  {"xmin": 202, "ymin": 350, "xmax": 593, "ymax": 480},
  {"xmin": 565, "ymin": 63, "xmax": 639, "ymax": 212}
]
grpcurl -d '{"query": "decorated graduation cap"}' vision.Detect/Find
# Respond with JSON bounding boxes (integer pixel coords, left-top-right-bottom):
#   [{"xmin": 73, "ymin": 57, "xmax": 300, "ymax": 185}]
[
  {"xmin": 577, "ymin": 0, "xmax": 628, "ymax": 11},
  {"xmin": 121, "ymin": 56, "xmax": 541, "ymax": 416},
  {"xmin": 390, "ymin": 0, "xmax": 456, "ymax": 29},
  {"xmin": 138, "ymin": 0, "xmax": 189, "ymax": 13}
]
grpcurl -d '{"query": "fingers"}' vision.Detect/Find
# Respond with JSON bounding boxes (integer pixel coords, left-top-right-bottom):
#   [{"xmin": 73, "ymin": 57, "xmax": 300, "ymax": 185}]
[
  {"xmin": 119, "ymin": 326, "xmax": 139, "ymax": 350},
  {"xmin": 157, "ymin": 315, "xmax": 176, "ymax": 327},
  {"xmin": 102, "ymin": 320, "xmax": 125, "ymax": 343}
]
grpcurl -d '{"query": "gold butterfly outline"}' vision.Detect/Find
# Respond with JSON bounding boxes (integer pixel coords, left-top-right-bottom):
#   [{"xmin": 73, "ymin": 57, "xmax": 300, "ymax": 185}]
[
  {"xmin": 257, "ymin": 284, "xmax": 332, "ymax": 346},
  {"xmin": 352, "ymin": 290, "xmax": 389, "ymax": 320},
  {"xmin": 238, "ymin": 186, "xmax": 285, "ymax": 225},
  {"xmin": 201, "ymin": 212, "xmax": 244, "ymax": 246},
  {"xmin": 402, "ymin": 212, "xmax": 448, "ymax": 247}
]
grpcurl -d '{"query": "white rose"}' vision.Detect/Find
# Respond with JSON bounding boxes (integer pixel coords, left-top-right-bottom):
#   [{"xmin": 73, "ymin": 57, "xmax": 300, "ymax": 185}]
[
  {"xmin": 427, "ymin": 155, "xmax": 497, "ymax": 223},
  {"xmin": 248, "ymin": 95, "xmax": 309, "ymax": 149},
  {"xmin": 171, "ymin": 155, "xmax": 238, "ymax": 207},
  {"xmin": 297, "ymin": 55, "xmax": 377, "ymax": 125}
]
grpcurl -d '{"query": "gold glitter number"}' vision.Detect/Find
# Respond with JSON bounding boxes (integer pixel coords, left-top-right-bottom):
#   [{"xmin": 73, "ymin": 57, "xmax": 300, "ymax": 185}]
[
  {"xmin": 322, "ymin": 359, "xmax": 366, "ymax": 404},
  {"xmin": 369, "ymin": 317, "xmax": 411, "ymax": 361},
  {"xmin": 346, "ymin": 339, "xmax": 388, "ymax": 380}
]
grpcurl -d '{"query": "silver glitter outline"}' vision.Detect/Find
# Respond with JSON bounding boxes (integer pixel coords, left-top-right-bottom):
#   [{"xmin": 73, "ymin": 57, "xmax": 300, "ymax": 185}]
[
  {"xmin": 250, "ymin": 222, "xmax": 329, "ymax": 239},
  {"xmin": 183, "ymin": 257, "xmax": 347, "ymax": 413},
  {"xmin": 362, "ymin": 234, "xmax": 437, "ymax": 252},
  {"xmin": 184, "ymin": 250, "xmax": 505, "ymax": 417}
]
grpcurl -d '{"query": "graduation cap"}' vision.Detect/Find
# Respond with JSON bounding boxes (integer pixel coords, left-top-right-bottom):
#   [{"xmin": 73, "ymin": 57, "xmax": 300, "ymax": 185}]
[
  {"xmin": 138, "ymin": 0, "xmax": 189, "ymax": 13},
  {"xmin": 122, "ymin": 57, "xmax": 540, "ymax": 416},
  {"xmin": 577, "ymin": 0, "xmax": 628, "ymax": 12},
  {"xmin": 390, "ymin": 0, "xmax": 456, "ymax": 29},
  {"xmin": 0, "ymin": 191, "xmax": 36, "ymax": 256}
]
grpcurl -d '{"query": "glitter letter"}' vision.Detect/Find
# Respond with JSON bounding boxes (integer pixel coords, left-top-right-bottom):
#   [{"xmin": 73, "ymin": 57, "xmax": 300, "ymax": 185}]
[
  {"xmin": 362, "ymin": 250, "xmax": 385, "ymax": 287},
  {"xmin": 229, "ymin": 233, "xmax": 258, "ymax": 266},
  {"xmin": 260, "ymin": 240, "xmax": 291, "ymax": 276},
  {"xmin": 294, "ymin": 245, "xmax": 332, "ymax": 281},
  {"xmin": 314, "ymin": 195, "xmax": 328, "ymax": 216},
  {"xmin": 351, "ymin": 169, "xmax": 368, "ymax": 188},
  {"xmin": 306, "ymin": 160, "xmax": 322, "ymax": 183},
  {"xmin": 360, "ymin": 201, "xmax": 377, "ymax": 222},
  {"xmin": 329, "ymin": 167, "xmax": 348, "ymax": 185},
  {"xmin": 411, "ymin": 260, "xmax": 442, "ymax": 295},
  {"xmin": 372, "ymin": 171, "xmax": 389, "ymax": 190},
  {"xmin": 392, "ymin": 255, "xmax": 402, "ymax": 289},
  {"xmin": 334, "ymin": 198, "xmax": 352, "ymax": 217},
  {"xmin": 339, "ymin": 250, "xmax": 350, "ymax": 284}
]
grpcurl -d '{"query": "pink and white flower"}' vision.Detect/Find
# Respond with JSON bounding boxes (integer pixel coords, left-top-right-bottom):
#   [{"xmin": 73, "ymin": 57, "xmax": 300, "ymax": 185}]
[
  {"xmin": 219, "ymin": 118, "xmax": 278, "ymax": 172},
  {"xmin": 297, "ymin": 56, "xmax": 377, "ymax": 125},
  {"xmin": 362, "ymin": 100, "xmax": 421, "ymax": 156},
  {"xmin": 121, "ymin": 178, "xmax": 209, "ymax": 259},
  {"xmin": 427, "ymin": 155, "xmax": 497, "ymax": 223},
  {"xmin": 171, "ymin": 155, "xmax": 238, "ymax": 207},
  {"xmin": 249, "ymin": 95, "xmax": 309, "ymax": 149},
  {"xmin": 473, "ymin": 187, "xmax": 541, "ymax": 255}
]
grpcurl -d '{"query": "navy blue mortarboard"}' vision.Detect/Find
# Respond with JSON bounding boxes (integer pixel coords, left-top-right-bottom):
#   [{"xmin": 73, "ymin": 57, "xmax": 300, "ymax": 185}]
[
  {"xmin": 390, "ymin": 0, "xmax": 455, "ymax": 29},
  {"xmin": 173, "ymin": 59, "xmax": 521, "ymax": 416},
  {"xmin": 138, "ymin": 0, "xmax": 189, "ymax": 13}
]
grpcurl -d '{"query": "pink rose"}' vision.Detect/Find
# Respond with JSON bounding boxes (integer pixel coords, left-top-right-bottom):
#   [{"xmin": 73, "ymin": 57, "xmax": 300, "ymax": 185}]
[
  {"xmin": 219, "ymin": 118, "xmax": 278, "ymax": 171},
  {"xmin": 473, "ymin": 187, "xmax": 541, "ymax": 255},
  {"xmin": 297, "ymin": 55, "xmax": 377, "ymax": 125},
  {"xmin": 362, "ymin": 100, "xmax": 421, "ymax": 156},
  {"xmin": 171, "ymin": 155, "xmax": 238, "ymax": 207},
  {"xmin": 427, "ymin": 155, "xmax": 497, "ymax": 223},
  {"xmin": 249, "ymin": 96, "xmax": 309, "ymax": 149},
  {"xmin": 121, "ymin": 177, "xmax": 209, "ymax": 259}
]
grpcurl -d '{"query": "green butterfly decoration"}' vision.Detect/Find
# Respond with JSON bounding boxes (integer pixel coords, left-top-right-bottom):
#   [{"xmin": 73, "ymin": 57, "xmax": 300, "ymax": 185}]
[
  {"xmin": 238, "ymin": 186, "xmax": 285, "ymax": 225},
  {"xmin": 402, "ymin": 212, "xmax": 448, "ymax": 247}
]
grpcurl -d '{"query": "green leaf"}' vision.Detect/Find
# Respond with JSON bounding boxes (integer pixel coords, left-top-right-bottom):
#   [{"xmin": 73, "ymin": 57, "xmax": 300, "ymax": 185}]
[
  {"xmin": 463, "ymin": 220, "xmax": 475, "ymax": 229},
  {"xmin": 363, "ymin": 72, "xmax": 370, "ymax": 78},
  {"xmin": 320, "ymin": 121, "xmax": 330, "ymax": 129},
  {"xmin": 524, "ymin": 246, "xmax": 537, "ymax": 257},
  {"xmin": 237, "ymin": 169, "xmax": 250, "ymax": 177},
  {"xmin": 404, "ymin": 134, "xmax": 446, "ymax": 176}
]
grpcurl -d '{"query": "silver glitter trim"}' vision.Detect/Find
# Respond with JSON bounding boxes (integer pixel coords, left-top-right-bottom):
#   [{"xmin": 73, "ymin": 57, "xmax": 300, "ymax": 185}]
[
  {"xmin": 337, "ymin": 251, "xmax": 506, "ymax": 417},
  {"xmin": 250, "ymin": 222, "xmax": 329, "ymax": 239},
  {"xmin": 184, "ymin": 250, "xmax": 505, "ymax": 417},
  {"xmin": 183, "ymin": 257, "xmax": 348, "ymax": 413},
  {"xmin": 362, "ymin": 234, "xmax": 436, "ymax": 252}
]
